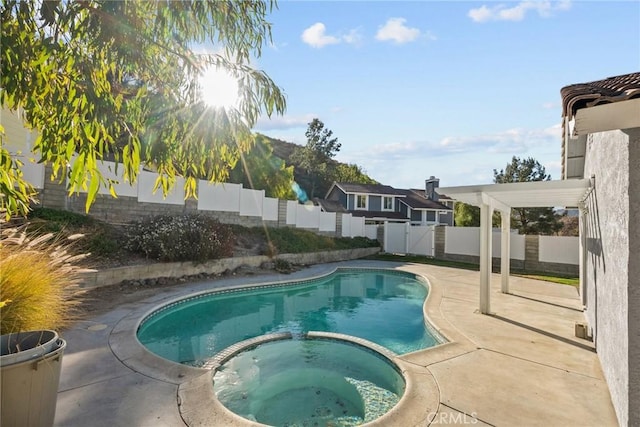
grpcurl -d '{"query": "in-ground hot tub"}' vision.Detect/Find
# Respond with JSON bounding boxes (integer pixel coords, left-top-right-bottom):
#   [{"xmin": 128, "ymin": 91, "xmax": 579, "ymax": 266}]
[{"xmin": 213, "ymin": 335, "xmax": 405, "ymax": 426}]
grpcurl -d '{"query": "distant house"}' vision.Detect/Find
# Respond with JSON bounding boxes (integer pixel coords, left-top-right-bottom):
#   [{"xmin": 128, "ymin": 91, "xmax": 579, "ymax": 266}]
[
  {"xmin": 398, "ymin": 177, "xmax": 455, "ymax": 226},
  {"xmin": 319, "ymin": 177, "xmax": 454, "ymax": 226},
  {"xmin": 560, "ymin": 72, "xmax": 640, "ymax": 426}
]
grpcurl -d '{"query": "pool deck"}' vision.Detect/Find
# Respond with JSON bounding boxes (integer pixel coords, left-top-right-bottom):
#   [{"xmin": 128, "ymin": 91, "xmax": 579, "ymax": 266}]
[{"xmin": 54, "ymin": 260, "xmax": 618, "ymax": 427}]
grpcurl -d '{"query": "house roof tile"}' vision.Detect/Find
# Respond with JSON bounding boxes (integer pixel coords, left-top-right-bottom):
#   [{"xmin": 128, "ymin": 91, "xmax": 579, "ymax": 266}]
[
  {"xmin": 561, "ymin": 72, "xmax": 640, "ymax": 118},
  {"xmin": 397, "ymin": 189, "xmax": 452, "ymax": 210},
  {"xmin": 561, "ymin": 72, "xmax": 640, "ymax": 179},
  {"xmin": 333, "ymin": 182, "xmax": 402, "ymax": 196},
  {"xmin": 313, "ymin": 198, "xmax": 348, "ymax": 213},
  {"xmin": 409, "ymin": 188, "xmax": 453, "ymax": 201}
]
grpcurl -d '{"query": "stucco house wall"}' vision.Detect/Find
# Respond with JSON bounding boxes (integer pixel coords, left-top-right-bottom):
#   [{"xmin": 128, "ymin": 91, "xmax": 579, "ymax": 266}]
[
  {"xmin": 582, "ymin": 129, "xmax": 635, "ymax": 425},
  {"xmin": 629, "ymin": 129, "xmax": 640, "ymax": 426},
  {"xmin": 561, "ymin": 73, "xmax": 640, "ymax": 426}
]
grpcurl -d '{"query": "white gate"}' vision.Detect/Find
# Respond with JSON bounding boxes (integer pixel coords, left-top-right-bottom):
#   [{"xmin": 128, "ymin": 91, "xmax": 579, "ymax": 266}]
[
  {"xmin": 384, "ymin": 222, "xmax": 408, "ymax": 253},
  {"xmin": 408, "ymin": 225, "xmax": 435, "ymax": 257},
  {"xmin": 384, "ymin": 223, "xmax": 434, "ymax": 256}
]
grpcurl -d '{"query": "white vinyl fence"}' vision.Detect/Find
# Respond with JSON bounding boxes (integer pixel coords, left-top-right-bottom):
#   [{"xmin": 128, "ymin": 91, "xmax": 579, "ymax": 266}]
[
  {"xmin": 539, "ymin": 235, "xmax": 579, "ymax": 264},
  {"xmin": 445, "ymin": 226, "xmax": 525, "ymax": 260},
  {"xmin": 364, "ymin": 224, "xmax": 379, "ymax": 240},
  {"xmin": 340, "ymin": 214, "xmax": 365, "ymax": 238},
  {"xmin": 383, "ymin": 224, "xmax": 579, "ymax": 267}
]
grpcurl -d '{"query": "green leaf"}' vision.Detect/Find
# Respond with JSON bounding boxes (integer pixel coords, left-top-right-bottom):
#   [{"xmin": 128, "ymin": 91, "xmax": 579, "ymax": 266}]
[{"xmin": 1, "ymin": 0, "xmax": 287, "ymax": 217}]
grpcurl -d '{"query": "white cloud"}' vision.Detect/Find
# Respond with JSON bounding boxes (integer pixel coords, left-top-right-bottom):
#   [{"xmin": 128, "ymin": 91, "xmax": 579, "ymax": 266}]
[
  {"xmin": 254, "ymin": 114, "xmax": 316, "ymax": 131},
  {"xmin": 268, "ymin": 41, "xmax": 289, "ymax": 51},
  {"xmin": 468, "ymin": 1, "xmax": 572, "ymax": 23},
  {"xmin": 370, "ymin": 141, "xmax": 421, "ymax": 157},
  {"xmin": 437, "ymin": 124, "xmax": 562, "ymax": 154},
  {"xmin": 468, "ymin": 5, "xmax": 493, "ymax": 23},
  {"xmin": 375, "ymin": 18, "xmax": 421, "ymax": 44},
  {"xmin": 301, "ymin": 23, "xmax": 364, "ymax": 48},
  {"xmin": 337, "ymin": 125, "xmax": 564, "ymax": 187},
  {"xmin": 301, "ymin": 23, "xmax": 340, "ymax": 48},
  {"xmin": 343, "ymin": 28, "xmax": 363, "ymax": 46}
]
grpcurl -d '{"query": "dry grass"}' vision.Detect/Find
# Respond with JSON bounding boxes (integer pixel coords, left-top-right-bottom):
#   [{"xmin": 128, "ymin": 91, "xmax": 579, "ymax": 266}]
[{"xmin": 0, "ymin": 227, "xmax": 88, "ymax": 334}]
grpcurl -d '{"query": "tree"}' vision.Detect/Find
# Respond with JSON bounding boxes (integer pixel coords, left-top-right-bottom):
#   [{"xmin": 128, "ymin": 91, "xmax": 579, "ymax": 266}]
[
  {"xmin": 290, "ymin": 118, "xmax": 341, "ymax": 198},
  {"xmin": 1, "ymin": 0, "xmax": 286, "ymax": 218},
  {"xmin": 228, "ymin": 135, "xmax": 296, "ymax": 199},
  {"xmin": 493, "ymin": 156, "xmax": 563, "ymax": 235},
  {"xmin": 330, "ymin": 163, "xmax": 377, "ymax": 185},
  {"xmin": 454, "ymin": 202, "xmax": 480, "ymax": 227}
]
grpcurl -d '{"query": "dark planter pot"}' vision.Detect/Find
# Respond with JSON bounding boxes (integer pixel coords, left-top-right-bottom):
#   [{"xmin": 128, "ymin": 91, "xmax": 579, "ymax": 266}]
[{"xmin": 1, "ymin": 330, "xmax": 66, "ymax": 427}]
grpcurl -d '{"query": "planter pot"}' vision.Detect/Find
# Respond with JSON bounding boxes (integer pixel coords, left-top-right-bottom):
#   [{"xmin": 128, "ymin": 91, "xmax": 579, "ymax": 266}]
[
  {"xmin": 1, "ymin": 330, "xmax": 66, "ymax": 427},
  {"xmin": 1, "ymin": 330, "xmax": 59, "ymax": 365}
]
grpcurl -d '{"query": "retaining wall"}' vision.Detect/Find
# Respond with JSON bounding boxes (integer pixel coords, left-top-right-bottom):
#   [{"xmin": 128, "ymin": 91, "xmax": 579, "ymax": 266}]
[{"xmin": 78, "ymin": 247, "xmax": 381, "ymax": 291}]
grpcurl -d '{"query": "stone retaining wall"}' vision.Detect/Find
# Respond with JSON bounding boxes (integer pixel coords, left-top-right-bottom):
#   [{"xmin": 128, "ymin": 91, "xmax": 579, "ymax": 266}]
[{"xmin": 78, "ymin": 247, "xmax": 381, "ymax": 291}]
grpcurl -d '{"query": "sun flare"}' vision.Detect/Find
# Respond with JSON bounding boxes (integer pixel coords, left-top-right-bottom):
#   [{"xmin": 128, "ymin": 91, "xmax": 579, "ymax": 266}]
[{"xmin": 198, "ymin": 67, "xmax": 240, "ymax": 109}]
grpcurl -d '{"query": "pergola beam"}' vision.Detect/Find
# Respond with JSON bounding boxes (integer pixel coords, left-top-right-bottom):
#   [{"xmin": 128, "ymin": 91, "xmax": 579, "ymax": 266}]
[{"xmin": 481, "ymin": 192, "xmax": 511, "ymax": 214}]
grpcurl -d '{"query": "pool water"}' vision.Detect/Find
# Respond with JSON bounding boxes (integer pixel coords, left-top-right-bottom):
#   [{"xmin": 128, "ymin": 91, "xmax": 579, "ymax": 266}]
[
  {"xmin": 138, "ymin": 269, "xmax": 440, "ymax": 365},
  {"xmin": 213, "ymin": 338, "xmax": 405, "ymax": 426}
]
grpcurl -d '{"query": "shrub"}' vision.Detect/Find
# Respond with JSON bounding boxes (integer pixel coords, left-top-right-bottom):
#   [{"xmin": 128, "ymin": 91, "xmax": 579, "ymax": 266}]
[
  {"xmin": 261, "ymin": 227, "xmax": 380, "ymax": 254},
  {"xmin": 87, "ymin": 230, "xmax": 122, "ymax": 256},
  {"xmin": 274, "ymin": 258, "xmax": 292, "ymax": 273},
  {"xmin": 125, "ymin": 214, "xmax": 234, "ymax": 262},
  {"xmin": 334, "ymin": 236, "xmax": 380, "ymax": 249},
  {"xmin": 0, "ymin": 228, "xmax": 86, "ymax": 334},
  {"xmin": 28, "ymin": 207, "xmax": 94, "ymax": 228},
  {"xmin": 25, "ymin": 207, "xmax": 123, "ymax": 258}
]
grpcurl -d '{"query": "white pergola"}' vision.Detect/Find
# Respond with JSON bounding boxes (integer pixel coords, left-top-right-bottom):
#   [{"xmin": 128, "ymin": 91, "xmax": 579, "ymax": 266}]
[{"xmin": 437, "ymin": 179, "xmax": 592, "ymax": 314}]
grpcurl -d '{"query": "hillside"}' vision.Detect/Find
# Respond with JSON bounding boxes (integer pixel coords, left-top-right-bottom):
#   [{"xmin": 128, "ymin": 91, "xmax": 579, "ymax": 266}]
[{"xmin": 258, "ymin": 134, "xmax": 378, "ymax": 199}]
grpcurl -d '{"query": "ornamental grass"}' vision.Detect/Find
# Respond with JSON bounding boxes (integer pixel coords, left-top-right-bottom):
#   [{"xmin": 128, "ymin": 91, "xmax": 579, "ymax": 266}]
[{"xmin": 0, "ymin": 227, "xmax": 87, "ymax": 335}]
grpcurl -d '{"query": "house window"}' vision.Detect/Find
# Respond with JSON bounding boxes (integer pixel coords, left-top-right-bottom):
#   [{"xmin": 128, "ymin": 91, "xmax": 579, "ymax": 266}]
[
  {"xmin": 426, "ymin": 211, "xmax": 436, "ymax": 222},
  {"xmin": 356, "ymin": 194, "xmax": 368, "ymax": 210},
  {"xmin": 383, "ymin": 196, "xmax": 393, "ymax": 211}
]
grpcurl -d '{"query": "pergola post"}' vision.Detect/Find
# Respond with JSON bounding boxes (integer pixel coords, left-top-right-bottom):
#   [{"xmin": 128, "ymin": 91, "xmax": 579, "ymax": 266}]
[
  {"xmin": 479, "ymin": 202, "xmax": 492, "ymax": 314},
  {"xmin": 501, "ymin": 208, "xmax": 511, "ymax": 293}
]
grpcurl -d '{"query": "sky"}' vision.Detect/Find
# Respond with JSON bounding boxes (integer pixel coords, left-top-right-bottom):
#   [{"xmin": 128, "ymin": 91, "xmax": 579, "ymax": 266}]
[{"xmin": 247, "ymin": 0, "xmax": 640, "ymax": 191}]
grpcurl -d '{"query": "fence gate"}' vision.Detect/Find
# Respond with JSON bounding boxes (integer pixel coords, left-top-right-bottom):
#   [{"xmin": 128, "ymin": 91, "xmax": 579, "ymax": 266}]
[
  {"xmin": 384, "ymin": 223, "xmax": 435, "ymax": 256},
  {"xmin": 384, "ymin": 222, "xmax": 408, "ymax": 254},
  {"xmin": 407, "ymin": 225, "xmax": 435, "ymax": 257}
]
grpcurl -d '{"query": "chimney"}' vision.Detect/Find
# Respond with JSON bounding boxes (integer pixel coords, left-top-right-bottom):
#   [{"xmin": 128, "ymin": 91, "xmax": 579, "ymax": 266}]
[{"xmin": 425, "ymin": 176, "xmax": 440, "ymax": 201}]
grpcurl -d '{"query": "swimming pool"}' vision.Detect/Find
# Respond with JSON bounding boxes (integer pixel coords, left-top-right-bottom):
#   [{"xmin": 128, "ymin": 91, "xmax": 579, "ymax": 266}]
[{"xmin": 137, "ymin": 269, "xmax": 443, "ymax": 365}]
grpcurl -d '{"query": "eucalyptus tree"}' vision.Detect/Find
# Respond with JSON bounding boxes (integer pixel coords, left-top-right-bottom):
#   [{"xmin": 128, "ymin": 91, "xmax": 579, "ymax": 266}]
[{"xmin": 0, "ymin": 0, "xmax": 286, "ymax": 217}]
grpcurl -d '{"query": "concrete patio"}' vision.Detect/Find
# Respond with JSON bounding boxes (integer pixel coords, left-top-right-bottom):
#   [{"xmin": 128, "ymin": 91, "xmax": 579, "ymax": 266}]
[{"xmin": 54, "ymin": 260, "xmax": 618, "ymax": 426}]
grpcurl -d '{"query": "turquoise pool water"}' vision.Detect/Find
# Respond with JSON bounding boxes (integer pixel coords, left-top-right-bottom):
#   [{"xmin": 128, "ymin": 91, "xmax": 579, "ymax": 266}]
[
  {"xmin": 137, "ymin": 269, "xmax": 440, "ymax": 365},
  {"xmin": 214, "ymin": 338, "xmax": 405, "ymax": 426}
]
